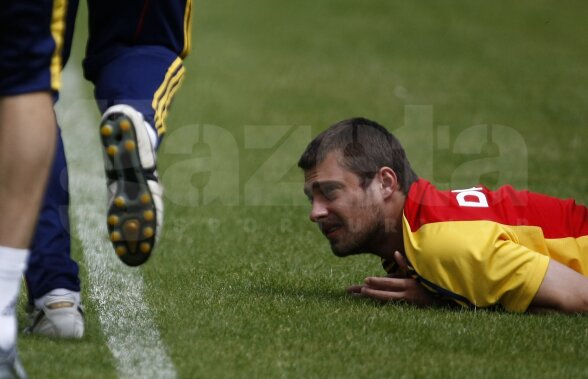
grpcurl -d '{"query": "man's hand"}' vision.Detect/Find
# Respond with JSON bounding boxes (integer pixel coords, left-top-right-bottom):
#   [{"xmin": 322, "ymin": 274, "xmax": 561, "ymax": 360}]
[
  {"xmin": 386, "ymin": 250, "xmax": 410, "ymax": 279},
  {"xmin": 347, "ymin": 276, "xmax": 437, "ymax": 306},
  {"xmin": 346, "ymin": 251, "xmax": 439, "ymax": 307}
]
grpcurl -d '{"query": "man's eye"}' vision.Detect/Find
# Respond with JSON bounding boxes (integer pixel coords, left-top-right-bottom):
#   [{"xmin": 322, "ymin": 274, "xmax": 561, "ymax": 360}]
[{"xmin": 323, "ymin": 188, "xmax": 338, "ymax": 200}]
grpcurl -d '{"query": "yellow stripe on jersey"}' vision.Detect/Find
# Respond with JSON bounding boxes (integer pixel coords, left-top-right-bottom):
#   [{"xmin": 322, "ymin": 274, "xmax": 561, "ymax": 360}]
[
  {"xmin": 402, "ymin": 217, "xmax": 551, "ymax": 312},
  {"xmin": 181, "ymin": 0, "xmax": 193, "ymax": 58},
  {"xmin": 50, "ymin": 0, "xmax": 68, "ymax": 91},
  {"xmin": 157, "ymin": 67, "xmax": 186, "ymax": 134},
  {"xmin": 152, "ymin": 58, "xmax": 186, "ymax": 135}
]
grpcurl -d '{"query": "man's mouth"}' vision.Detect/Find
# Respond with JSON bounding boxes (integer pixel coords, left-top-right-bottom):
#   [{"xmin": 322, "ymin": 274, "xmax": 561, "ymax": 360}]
[{"xmin": 320, "ymin": 223, "xmax": 343, "ymax": 238}]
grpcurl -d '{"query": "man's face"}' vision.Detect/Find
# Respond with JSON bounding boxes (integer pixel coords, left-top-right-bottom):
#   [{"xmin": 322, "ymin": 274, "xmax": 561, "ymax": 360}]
[{"xmin": 303, "ymin": 152, "xmax": 385, "ymax": 256}]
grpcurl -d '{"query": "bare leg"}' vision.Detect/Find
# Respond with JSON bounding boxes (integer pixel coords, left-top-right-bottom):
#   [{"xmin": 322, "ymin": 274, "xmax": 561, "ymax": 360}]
[
  {"xmin": 0, "ymin": 91, "xmax": 56, "ymax": 374},
  {"xmin": 0, "ymin": 92, "xmax": 56, "ymax": 248}
]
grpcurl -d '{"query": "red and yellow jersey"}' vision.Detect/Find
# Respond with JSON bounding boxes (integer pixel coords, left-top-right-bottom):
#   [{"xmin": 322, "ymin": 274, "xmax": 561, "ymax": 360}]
[{"xmin": 395, "ymin": 179, "xmax": 588, "ymax": 312}]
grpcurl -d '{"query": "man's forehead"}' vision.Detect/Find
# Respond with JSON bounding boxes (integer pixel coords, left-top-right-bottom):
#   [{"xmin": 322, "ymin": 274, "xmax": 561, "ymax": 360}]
[
  {"xmin": 303, "ymin": 152, "xmax": 360, "ymax": 189},
  {"xmin": 304, "ymin": 152, "xmax": 343, "ymax": 180}
]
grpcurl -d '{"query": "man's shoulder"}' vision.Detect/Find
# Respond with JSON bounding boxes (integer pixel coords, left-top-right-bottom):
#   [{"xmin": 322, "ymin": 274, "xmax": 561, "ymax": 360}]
[
  {"xmin": 404, "ymin": 179, "xmax": 495, "ymax": 231},
  {"xmin": 403, "ymin": 179, "xmax": 551, "ymax": 232}
]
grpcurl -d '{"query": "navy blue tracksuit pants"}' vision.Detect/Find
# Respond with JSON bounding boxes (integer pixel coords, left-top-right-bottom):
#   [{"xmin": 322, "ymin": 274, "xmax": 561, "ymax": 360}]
[{"xmin": 4, "ymin": 0, "xmax": 193, "ymax": 302}]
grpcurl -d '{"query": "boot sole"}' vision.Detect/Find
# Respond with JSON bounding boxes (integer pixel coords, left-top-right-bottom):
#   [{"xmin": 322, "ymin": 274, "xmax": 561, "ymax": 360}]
[{"xmin": 100, "ymin": 112, "xmax": 157, "ymax": 266}]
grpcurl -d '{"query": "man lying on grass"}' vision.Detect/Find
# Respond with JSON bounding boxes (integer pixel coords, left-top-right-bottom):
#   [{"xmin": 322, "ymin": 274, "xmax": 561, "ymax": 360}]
[{"xmin": 298, "ymin": 117, "xmax": 588, "ymax": 313}]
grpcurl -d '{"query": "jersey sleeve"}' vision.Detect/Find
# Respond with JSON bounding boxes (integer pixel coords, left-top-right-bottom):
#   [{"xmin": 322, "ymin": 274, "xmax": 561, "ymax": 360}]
[{"xmin": 402, "ymin": 217, "xmax": 550, "ymax": 312}]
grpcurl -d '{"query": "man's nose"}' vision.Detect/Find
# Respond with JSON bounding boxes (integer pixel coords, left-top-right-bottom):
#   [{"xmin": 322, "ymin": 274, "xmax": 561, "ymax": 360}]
[{"xmin": 309, "ymin": 200, "xmax": 328, "ymax": 222}]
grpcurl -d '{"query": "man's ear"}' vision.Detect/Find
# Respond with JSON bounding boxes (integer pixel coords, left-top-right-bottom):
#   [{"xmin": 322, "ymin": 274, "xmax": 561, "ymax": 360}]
[{"xmin": 378, "ymin": 167, "xmax": 398, "ymax": 199}]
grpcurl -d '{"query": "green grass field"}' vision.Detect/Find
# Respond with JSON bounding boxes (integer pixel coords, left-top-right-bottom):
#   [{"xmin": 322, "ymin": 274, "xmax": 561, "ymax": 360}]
[{"xmin": 19, "ymin": 1, "xmax": 588, "ymax": 378}]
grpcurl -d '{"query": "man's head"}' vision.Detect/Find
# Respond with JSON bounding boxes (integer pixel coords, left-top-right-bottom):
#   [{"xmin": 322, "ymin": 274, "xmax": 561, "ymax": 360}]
[
  {"xmin": 298, "ymin": 117, "xmax": 417, "ymax": 257},
  {"xmin": 298, "ymin": 117, "xmax": 417, "ymax": 194}
]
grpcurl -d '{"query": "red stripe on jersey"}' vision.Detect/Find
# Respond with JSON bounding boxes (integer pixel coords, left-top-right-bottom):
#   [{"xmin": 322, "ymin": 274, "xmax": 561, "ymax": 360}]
[{"xmin": 404, "ymin": 179, "xmax": 588, "ymax": 239}]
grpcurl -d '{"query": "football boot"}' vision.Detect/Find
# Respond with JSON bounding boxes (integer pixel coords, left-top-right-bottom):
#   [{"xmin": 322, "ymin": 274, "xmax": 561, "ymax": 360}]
[
  {"xmin": 25, "ymin": 290, "xmax": 84, "ymax": 339},
  {"xmin": 99, "ymin": 105, "xmax": 163, "ymax": 266}
]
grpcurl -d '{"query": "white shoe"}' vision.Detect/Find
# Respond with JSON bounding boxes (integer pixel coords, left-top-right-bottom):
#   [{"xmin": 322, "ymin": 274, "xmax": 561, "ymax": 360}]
[
  {"xmin": 26, "ymin": 291, "xmax": 84, "ymax": 339},
  {"xmin": 100, "ymin": 105, "xmax": 163, "ymax": 266},
  {"xmin": 0, "ymin": 347, "xmax": 27, "ymax": 379}
]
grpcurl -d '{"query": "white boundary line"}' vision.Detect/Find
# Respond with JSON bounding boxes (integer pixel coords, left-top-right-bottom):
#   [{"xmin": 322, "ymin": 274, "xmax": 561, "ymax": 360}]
[{"xmin": 56, "ymin": 65, "xmax": 177, "ymax": 379}]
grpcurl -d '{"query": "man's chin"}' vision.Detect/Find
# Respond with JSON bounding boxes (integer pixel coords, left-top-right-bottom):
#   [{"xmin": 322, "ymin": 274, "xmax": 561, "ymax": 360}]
[{"xmin": 330, "ymin": 242, "xmax": 363, "ymax": 257}]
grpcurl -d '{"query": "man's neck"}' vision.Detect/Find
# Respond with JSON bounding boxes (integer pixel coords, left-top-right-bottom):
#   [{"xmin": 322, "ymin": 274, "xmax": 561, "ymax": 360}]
[{"xmin": 370, "ymin": 191, "xmax": 406, "ymax": 261}]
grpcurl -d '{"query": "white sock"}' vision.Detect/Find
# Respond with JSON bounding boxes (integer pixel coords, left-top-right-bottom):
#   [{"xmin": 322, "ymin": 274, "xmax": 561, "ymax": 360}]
[
  {"xmin": 0, "ymin": 246, "xmax": 29, "ymax": 351},
  {"xmin": 144, "ymin": 120, "xmax": 158, "ymax": 150}
]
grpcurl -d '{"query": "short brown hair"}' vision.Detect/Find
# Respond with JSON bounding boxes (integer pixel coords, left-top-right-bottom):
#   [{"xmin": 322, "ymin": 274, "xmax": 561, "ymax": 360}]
[{"xmin": 298, "ymin": 117, "xmax": 418, "ymax": 194}]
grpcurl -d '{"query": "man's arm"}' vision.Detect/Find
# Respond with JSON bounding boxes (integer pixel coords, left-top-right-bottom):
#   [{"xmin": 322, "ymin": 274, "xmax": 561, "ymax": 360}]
[{"xmin": 530, "ymin": 259, "xmax": 588, "ymax": 313}]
